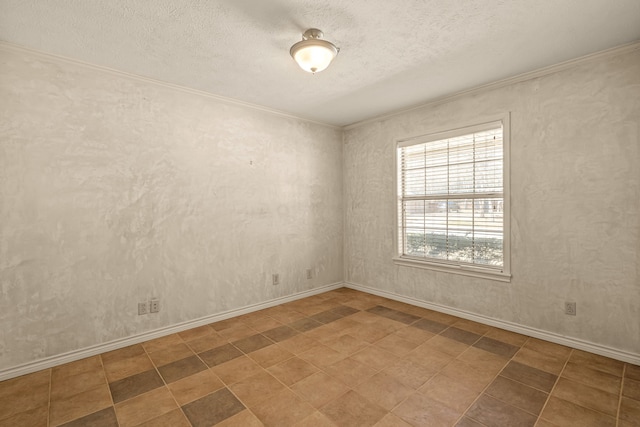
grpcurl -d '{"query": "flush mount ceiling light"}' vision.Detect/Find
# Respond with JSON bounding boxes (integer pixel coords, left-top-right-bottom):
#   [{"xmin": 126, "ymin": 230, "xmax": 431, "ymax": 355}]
[{"xmin": 290, "ymin": 28, "xmax": 339, "ymax": 74}]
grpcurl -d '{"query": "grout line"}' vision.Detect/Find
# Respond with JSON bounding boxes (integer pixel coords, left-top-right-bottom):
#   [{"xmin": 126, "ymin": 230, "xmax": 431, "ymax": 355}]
[
  {"xmin": 140, "ymin": 334, "xmax": 196, "ymax": 426},
  {"xmin": 97, "ymin": 354, "xmax": 121, "ymax": 427},
  {"xmin": 616, "ymin": 364, "xmax": 626, "ymax": 427},
  {"xmin": 452, "ymin": 345, "xmax": 519, "ymax": 426},
  {"xmin": 533, "ymin": 346, "xmax": 572, "ymax": 426},
  {"xmin": 47, "ymin": 368, "xmax": 52, "ymax": 427}
]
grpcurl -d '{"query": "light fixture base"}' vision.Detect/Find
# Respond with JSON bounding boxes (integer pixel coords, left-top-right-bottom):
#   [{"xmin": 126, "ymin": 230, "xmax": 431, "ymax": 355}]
[{"xmin": 302, "ymin": 28, "xmax": 324, "ymax": 40}]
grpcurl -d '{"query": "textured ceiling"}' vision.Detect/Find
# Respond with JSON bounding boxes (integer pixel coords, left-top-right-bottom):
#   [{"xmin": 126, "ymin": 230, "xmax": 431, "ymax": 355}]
[{"xmin": 1, "ymin": 0, "xmax": 639, "ymax": 126}]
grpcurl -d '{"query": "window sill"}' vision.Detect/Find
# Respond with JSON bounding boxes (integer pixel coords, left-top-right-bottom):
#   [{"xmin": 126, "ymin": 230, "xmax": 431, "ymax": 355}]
[{"xmin": 392, "ymin": 257, "xmax": 511, "ymax": 282}]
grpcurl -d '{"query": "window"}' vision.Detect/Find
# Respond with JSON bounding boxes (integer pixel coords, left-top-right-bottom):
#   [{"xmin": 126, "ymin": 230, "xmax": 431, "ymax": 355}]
[{"xmin": 394, "ymin": 116, "xmax": 510, "ymax": 281}]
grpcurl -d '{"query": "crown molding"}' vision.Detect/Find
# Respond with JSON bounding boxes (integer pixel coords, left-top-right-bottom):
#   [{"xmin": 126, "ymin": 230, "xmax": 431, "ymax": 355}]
[
  {"xmin": 0, "ymin": 41, "xmax": 341, "ymax": 130},
  {"xmin": 344, "ymin": 40, "xmax": 640, "ymax": 131},
  {"xmin": 1, "ymin": 39, "xmax": 638, "ymax": 133}
]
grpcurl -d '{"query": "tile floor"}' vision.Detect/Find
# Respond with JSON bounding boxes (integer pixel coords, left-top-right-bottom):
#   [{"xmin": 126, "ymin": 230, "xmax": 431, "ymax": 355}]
[{"xmin": 1, "ymin": 288, "xmax": 639, "ymax": 426}]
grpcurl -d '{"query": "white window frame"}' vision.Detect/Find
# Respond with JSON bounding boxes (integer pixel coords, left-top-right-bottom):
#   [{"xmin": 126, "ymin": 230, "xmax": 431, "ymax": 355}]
[{"xmin": 393, "ymin": 114, "xmax": 511, "ymax": 282}]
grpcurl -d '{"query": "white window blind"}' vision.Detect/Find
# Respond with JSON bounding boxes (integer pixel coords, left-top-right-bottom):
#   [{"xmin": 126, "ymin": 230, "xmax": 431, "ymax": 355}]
[{"xmin": 396, "ymin": 120, "xmax": 507, "ymax": 273}]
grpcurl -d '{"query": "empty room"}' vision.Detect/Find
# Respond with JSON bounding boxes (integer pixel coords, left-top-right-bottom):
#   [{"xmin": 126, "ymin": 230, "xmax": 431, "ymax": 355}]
[{"xmin": 1, "ymin": 1, "xmax": 639, "ymax": 426}]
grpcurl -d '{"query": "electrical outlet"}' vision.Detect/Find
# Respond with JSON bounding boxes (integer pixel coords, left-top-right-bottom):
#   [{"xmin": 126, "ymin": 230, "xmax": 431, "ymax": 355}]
[
  {"xmin": 565, "ymin": 302, "xmax": 576, "ymax": 316},
  {"xmin": 306, "ymin": 269, "xmax": 313, "ymax": 279},
  {"xmin": 150, "ymin": 298, "xmax": 160, "ymax": 313},
  {"xmin": 272, "ymin": 273, "xmax": 280, "ymax": 286},
  {"xmin": 138, "ymin": 302, "xmax": 148, "ymax": 315}
]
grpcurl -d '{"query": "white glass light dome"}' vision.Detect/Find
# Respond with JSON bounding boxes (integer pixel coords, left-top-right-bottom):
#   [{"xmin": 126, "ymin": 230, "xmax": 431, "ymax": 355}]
[{"xmin": 290, "ymin": 29, "xmax": 339, "ymax": 74}]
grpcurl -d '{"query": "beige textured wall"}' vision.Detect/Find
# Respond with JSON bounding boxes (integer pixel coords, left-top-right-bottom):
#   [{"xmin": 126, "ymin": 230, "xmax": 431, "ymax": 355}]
[
  {"xmin": 344, "ymin": 49, "xmax": 640, "ymax": 355},
  {"xmin": 0, "ymin": 46, "xmax": 343, "ymax": 370}
]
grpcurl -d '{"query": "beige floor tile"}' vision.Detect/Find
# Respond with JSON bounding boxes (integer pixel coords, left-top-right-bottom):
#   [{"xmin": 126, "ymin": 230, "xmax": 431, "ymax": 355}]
[
  {"xmin": 277, "ymin": 334, "xmax": 319, "ymax": 355},
  {"xmin": 324, "ymin": 357, "xmax": 378, "ymax": 388},
  {"xmin": 393, "ymin": 326, "xmax": 435, "ymax": 344},
  {"xmin": 217, "ymin": 324, "xmax": 257, "ymax": 341},
  {"xmin": 404, "ymin": 343, "xmax": 454, "ymax": 371},
  {"xmin": 348, "ymin": 323, "xmax": 397, "ymax": 343},
  {"xmin": 350, "ymin": 345, "xmax": 398, "ymax": 371},
  {"xmin": 183, "ymin": 332, "xmax": 228, "ymax": 353},
  {"xmin": 465, "ymin": 394, "xmax": 537, "ymax": 427},
  {"xmin": 393, "ymin": 392, "xmax": 462, "ymax": 427},
  {"xmin": 323, "ymin": 334, "xmax": 370, "ymax": 355},
  {"xmin": 269, "ymin": 309, "xmax": 307, "ymax": 324},
  {"xmin": 552, "ymin": 377, "xmax": 620, "ymax": 417},
  {"xmin": 350, "ymin": 311, "xmax": 387, "ymax": 324},
  {"xmin": 384, "ymin": 358, "xmax": 437, "ymax": 389},
  {"xmin": 339, "ymin": 298, "xmax": 377, "ymax": 311},
  {"xmin": 304, "ymin": 324, "xmax": 344, "ymax": 342},
  {"xmin": 540, "ymin": 396, "xmax": 616, "ymax": 427},
  {"xmin": 114, "ymin": 387, "xmax": 177, "ymax": 427},
  {"xmin": 49, "ymin": 384, "xmax": 112, "ymax": 426},
  {"xmin": 500, "ymin": 360, "xmax": 558, "ymax": 392},
  {"xmin": 291, "ymin": 371, "xmax": 350, "ymax": 408},
  {"xmin": 0, "ymin": 405, "xmax": 48, "ymax": 427},
  {"xmin": 147, "ymin": 342, "xmax": 194, "ymax": 367},
  {"xmin": 423, "ymin": 335, "xmax": 470, "ymax": 357},
  {"xmin": 211, "ymin": 355, "xmax": 263, "ymax": 385},
  {"xmin": 101, "ymin": 345, "xmax": 145, "ymax": 365},
  {"xmin": 439, "ymin": 360, "xmax": 497, "ymax": 392},
  {"xmin": 215, "ymin": 409, "xmax": 264, "ymax": 427},
  {"xmin": 198, "ymin": 343, "xmax": 243, "ymax": 367},
  {"xmin": 178, "ymin": 325, "xmax": 215, "ymax": 342},
  {"xmin": 457, "ymin": 346, "xmax": 509, "ymax": 374},
  {"xmin": 299, "ymin": 344, "xmax": 346, "ymax": 368},
  {"xmin": 321, "ymin": 390, "xmax": 387, "ymax": 427},
  {"xmin": 268, "ymin": 356, "xmax": 319, "ymax": 386},
  {"xmin": 523, "ymin": 338, "xmax": 572, "ymax": 360},
  {"xmin": 561, "ymin": 361, "xmax": 622, "ymax": 395},
  {"xmin": 252, "ymin": 389, "xmax": 315, "ymax": 427},
  {"xmin": 626, "ymin": 363, "xmax": 640, "ymax": 381},
  {"xmin": 619, "ymin": 396, "xmax": 640, "ymax": 425},
  {"xmin": 375, "ymin": 333, "xmax": 420, "ymax": 357},
  {"xmin": 623, "ymin": 377, "xmax": 640, "ymax": 401},
  {"xmin": 452, "ymin": 319, "xmax": 491, "ymax": 335},
  {"xmin": 141, "ymin": 334, "xmax": 184, "ymax": 353},
  {"xmin": 533, "ymin": 419, "xmax": 557, "ymax": 427},
  {"xmin": 373, "ymin": 413, "xmax": 413, "ymax": 427},
  {"xmin": 134, "ymin": 408, "xmax": 191, "ymax": 427},
  {"xmin": 103, "ymin": 353, "xmax": 154, "ymax": 383},
  {"xmin": 51, "ymin": 368, "xmax": 108, "ymax": 401},
  {"xmin": 295, "ymin": 411, "xmax": 337, "ymax": 427},
  {"xmin": 210, "ymin": 317, "xmax": 244, "ymax": 331},
  {"xmin": 355, "ymin": 372, "xmax": 414, "ymax": 411},
  {"xmin": 249, "ymin": 344, "xmax": 294, "ymax": 367},
  {"xmin": 472, "ymin": 336, "xmax": 519, "ymax": 360},
  {"xmin": 424, "ymin": 311, "xmax": 459, "ymax": 325},
  {"xmin": 0, "ymin": 370, "xmax": 50, "ymax": 420},
  {"xmin": 182, "ymin": 388, "xmax": 244, "ymax": 426},
  {"xmin": 167, "ymin": 369, "xmax": 224, "ymax": 405},
  {"xmin": 241, "ymin": 315, "xmax": 284, "ymax": 332},
  {"xmin": 512, "ymin": 347, "xmax": 566, "ymax": 375},
  {"xmin": 229, "ymin": 371, "xmax": 286, "ymax": 408},
  {"xmin": 483, "ymin": 328, "xmax": 528, "ymax": 347},
  {"xmin": 568, "ymin": 350, "xmax": 624, "ymax": 377},
  {"xmin": 484, "ymin": 376, "xmax": 548, "ymax": 416},
  {"xmin": 419, "ymin": 374, "xmax": 480, "ymax": 413},
  {"xmin": 52, "ymin": 356, "xmax": 102, "ymax": 378}
]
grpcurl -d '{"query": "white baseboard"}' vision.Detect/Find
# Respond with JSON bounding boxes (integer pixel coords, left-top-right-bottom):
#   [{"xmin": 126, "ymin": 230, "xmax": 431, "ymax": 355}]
[
  {"xmin": 0, "ymin": 282, "xmax": 344, "ymax": 381},
  {"xmin": 4, "ymin": 280, "xmax": 636, "ymax": 381},
  {"xmin": 346, "ymin": 281, "xmax": 640, "ymax": 365}
]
